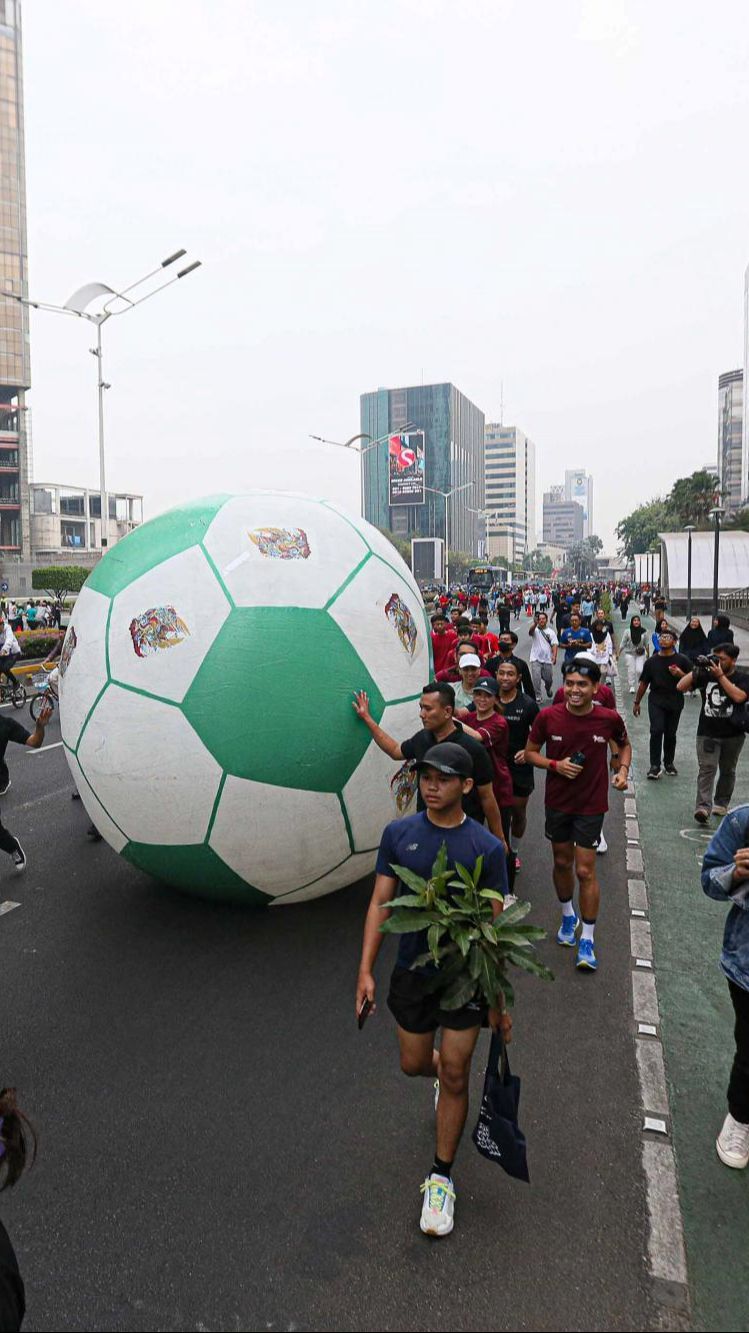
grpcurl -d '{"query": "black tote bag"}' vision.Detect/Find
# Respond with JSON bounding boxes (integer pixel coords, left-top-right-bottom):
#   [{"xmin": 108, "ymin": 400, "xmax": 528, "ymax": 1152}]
[{"xmin": 472, "ymin": 1031, "xmax": 530, "ymax": 1182}]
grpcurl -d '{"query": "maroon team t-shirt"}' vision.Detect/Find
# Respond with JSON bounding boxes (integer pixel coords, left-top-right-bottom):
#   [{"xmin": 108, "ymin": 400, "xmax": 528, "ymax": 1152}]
[
  {"xmin": 528, "ymin": 702, "xmax": 629, "ymax": 815},
  {"xmin": 553, "ymin": 683, "xmax": 616, "ymax": 709}
]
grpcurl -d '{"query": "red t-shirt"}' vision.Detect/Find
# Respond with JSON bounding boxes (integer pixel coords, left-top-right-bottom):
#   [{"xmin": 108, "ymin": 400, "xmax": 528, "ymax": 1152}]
[
  {"xmin": 431, "ymin": 628, "xmax": 457, "ymax": 675},
  {"xmin": 528, "ymin": 702, "xmax": 629, "ymax": 815},
  {"xmin": 553, "ymin": 683, "xmax": 616, "ymax": 710},
  {"xmin": 483, "ymin": 631, "xmax": 499, "ymax": 656},
  {"xmin": 457, "ymin": 709, "xmax": 514, "ymax": 807}
]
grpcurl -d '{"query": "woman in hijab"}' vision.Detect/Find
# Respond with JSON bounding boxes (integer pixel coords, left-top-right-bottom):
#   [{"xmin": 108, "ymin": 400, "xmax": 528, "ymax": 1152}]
[
  {"xmin": 618, "ymin": 615, "xmax": 651, "ymax": 692},
  {"xmin": 707, "ymin": 613, "xmax": 735, "ymax": 649},
  {"xmin": 679, "ymin": 615, "xmax": 709, "ymax": 665}
]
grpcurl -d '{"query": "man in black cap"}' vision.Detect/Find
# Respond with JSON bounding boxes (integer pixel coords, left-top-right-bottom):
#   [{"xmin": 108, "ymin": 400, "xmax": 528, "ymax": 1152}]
[
  {"xmin": 352, "ymin": 681, "xmax": 505, "ymax": 843},
  {"xmin": 355, "ymin": 742, "xmax": 509, "ymax": 1240}
]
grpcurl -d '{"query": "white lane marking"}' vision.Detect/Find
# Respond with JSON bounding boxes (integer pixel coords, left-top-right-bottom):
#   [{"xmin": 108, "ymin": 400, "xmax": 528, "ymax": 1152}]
[
  {"xmin": 0, "ymin": 900, "xmax": 20, "ymax": 915},
  {"xmin": 27, "ymin": 742, "xmax": 63, "ymax": 754}
]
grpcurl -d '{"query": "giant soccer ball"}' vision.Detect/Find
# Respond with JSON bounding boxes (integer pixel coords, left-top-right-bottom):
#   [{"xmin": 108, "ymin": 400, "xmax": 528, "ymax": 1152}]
[{"xmin": 59, "ymin": 493, "xmax": 430, "ymax": 906}]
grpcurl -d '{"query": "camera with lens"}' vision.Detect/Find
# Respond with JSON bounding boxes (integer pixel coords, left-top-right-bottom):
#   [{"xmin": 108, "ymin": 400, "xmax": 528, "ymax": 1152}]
[{"xmin": 695, "ymin": 654, "xmax": 720, "ymax": 670}]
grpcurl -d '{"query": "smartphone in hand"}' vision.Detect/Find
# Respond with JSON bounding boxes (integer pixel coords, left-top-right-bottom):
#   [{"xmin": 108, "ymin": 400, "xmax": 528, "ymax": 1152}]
[{"xmin": 357, "ymin": 997, "xmax": 372, "ymax": 1030}]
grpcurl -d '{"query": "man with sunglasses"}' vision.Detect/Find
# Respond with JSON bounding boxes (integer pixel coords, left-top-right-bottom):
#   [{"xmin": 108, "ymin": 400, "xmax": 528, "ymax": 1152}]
[{"xmin": 525, "ymin": 659, "xmax": 631, "ymax": 971}]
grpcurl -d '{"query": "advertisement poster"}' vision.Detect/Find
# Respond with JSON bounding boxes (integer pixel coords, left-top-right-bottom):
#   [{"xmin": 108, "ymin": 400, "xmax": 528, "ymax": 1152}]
[{"xmin": 388, "ymin": 431, "xmax": 425, "ymax": 506}]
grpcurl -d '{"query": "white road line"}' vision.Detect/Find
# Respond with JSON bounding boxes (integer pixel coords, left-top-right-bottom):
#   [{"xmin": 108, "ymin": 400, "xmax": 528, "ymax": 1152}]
[
  {"xmin": 27, "ymin": 741, "xmax": 63, "ymax": 754},
  {"xmin": 0, "ymin": 900, "xmax": 20, "ymax": 915}
]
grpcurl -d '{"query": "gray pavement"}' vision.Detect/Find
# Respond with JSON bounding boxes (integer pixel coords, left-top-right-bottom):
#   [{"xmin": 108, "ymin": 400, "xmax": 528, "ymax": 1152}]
[{"xmin": 0, "ymin": 649, "xmax": 655, "ymax": 1333}]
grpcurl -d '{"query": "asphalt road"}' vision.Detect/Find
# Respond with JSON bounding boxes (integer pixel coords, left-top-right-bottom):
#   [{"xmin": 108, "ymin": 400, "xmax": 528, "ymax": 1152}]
[{"xmin": 1, "ymin": 637, "xmax": 654, "ymax": 1333}]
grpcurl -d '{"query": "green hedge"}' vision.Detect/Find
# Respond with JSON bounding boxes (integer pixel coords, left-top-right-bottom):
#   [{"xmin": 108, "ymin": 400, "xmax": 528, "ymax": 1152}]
[{"xmin": 15, "ymin": 630, "xmax": 63, "ymax": 660}]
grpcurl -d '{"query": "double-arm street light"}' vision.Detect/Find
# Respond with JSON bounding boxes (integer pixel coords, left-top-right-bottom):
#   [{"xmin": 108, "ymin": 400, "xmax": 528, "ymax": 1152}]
[
  {"xmin": 425, "ymin": 482, "xmax": 474, "ymax": 590},
  {"xmin": 10, "ymin": 248, "xmax": 202, "ymax": 547},
  {"xmin": 310, "ymin": 424, "xmax": 418, "ymax": 517}
]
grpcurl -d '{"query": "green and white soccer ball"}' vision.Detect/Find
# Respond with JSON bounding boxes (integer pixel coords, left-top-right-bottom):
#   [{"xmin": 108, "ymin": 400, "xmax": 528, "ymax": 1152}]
[{"xmin": 59, "ymin": 492, "xmax": 431, "ymax": 906}]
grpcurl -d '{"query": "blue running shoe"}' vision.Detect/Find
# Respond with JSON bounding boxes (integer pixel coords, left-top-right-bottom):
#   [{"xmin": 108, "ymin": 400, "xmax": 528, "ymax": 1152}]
[
  {"xmin": 576, "ymin": 938, "xmax": 597, "ymax": 970},
  {"xmin": 556, "ymin": 912, "xmax": 579, "ymax": 946}
]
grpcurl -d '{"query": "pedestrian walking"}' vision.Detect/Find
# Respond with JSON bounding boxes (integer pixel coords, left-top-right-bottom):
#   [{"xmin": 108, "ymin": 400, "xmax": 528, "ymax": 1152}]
[
  {"xmin": 430, "ymin": 613, "xmax": 457, "ymax": 676},
  {"xmin": 525, "ymin": 659, "xmax": 631, "ymax": 970},
  {"xmin": 676, "ymin": 644, "xmax": 749, "ymax": 823},
  {"xmin": 559, "ymin": 611, "xmax": 593, "ymax": 664},
  {"xmin": 0, "ymin": 617, "xmax": 21, "ymax": 690},
  {"xmin": 355, "ymin": 743, "xmax": 510, "ymax": 1235},
  {"xmin": 617, "ymin": 616, "xmax": 650, "ymax": 693},
  {"xmin": 456, "ymin": 677, "xmax": 516, "ymax": 892},
  {"xmin": 486, "ymin": 631, "xmax": 535, "ymax": 699},
  {"xmin": 0, "ymin": 700, "xmax": 54, "ymax": 866},
  {"xmin": 528, "ymin": 611, "xmax": 558, "ymax": 702},
  {"xmin": 707, "ymin": 614, "xmax": 735, "ymax": 650},
  {"xmin": 633, "ymin": 627, "xmax": 691, "ymax": 779},
  {"xmin": 496, "ymin": 658, "xmax": 539, "ymax": 876},
  {"xmin": 678, "ymin": 616, "xmax": 708, "ymax": 667},
  {"xmin": 702, "ymin": 808, "xmax": 749, "ymax": 1169}
]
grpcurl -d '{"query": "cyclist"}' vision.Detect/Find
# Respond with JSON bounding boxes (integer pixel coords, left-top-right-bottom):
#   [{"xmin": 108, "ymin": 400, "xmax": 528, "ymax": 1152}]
[{"xmin": 0, "ymin": 616, "xmax": 21, "ymax": 690}]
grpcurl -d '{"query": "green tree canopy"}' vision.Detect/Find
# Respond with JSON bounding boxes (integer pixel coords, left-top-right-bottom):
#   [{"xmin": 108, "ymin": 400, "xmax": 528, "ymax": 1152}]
[
  {"xmin": 666, "ymin": 469, "xmax": 721, "ymax": 526},
  {"xmin": 616, "ymin": 470, "xmax": 723, "ymax": 560},
  {"xmin": 615, "ymin": 499, "xmax": 670, "ymax": 560},
  {"xmin": 31, "ymin": 565, "xmax": 90, "ymax": 602}
]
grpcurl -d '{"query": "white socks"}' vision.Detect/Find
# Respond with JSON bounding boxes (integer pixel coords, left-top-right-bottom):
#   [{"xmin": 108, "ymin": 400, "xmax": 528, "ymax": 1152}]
[
  {"xmin": 581, "ymin": 920, "xmax": 596, "ymax": 942},
  {"xmin": 561, "ymin": 900, "xmax": 576, "ymax": 919}
]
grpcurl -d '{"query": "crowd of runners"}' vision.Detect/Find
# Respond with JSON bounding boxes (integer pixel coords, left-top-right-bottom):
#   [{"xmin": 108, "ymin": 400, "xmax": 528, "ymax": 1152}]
[{"xmin": 353, "ymin": 577, "xmax": 749, "ymax": 1237}]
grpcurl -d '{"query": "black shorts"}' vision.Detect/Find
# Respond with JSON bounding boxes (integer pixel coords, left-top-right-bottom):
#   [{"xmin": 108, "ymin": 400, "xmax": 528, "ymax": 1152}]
[
  {"xmin": 510, "ymin": 765, "xmax": 535, "ymax": 797},
  {"xmin": 544, "ymin": 808, "xmax": 604, "ymax": 849},
  {"xmin": 387, "ymin": 966, "xmax": 487, "ymax": 1034}
]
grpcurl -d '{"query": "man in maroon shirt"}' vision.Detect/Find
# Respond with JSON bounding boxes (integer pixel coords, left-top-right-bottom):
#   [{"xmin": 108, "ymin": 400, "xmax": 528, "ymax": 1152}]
[
  {"xmin": 525, "ymin": 659, "xmax": 631, "ymax": 972},
  {"xmin": 430, "ymin": 613, "xmax": 457, "ymax": 676}
]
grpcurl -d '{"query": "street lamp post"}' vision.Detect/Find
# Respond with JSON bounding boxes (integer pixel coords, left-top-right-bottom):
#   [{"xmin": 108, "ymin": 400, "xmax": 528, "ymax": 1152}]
[
  {"xmin": 683, "ymin": 525, "xmax": 695, "ymax": 620},
  {"xmin": 11, "ymin": 249, "xmax": 202, "ymax": 547},
  {"xmin": 709, "ymin": 507, "xmax": 726, "ymax": 620},
  {"xmin": 425, "ymin": 482, "xmax": 473, "ymax": 590},
  {"xmin": 309, "ymin": 424, "xmax": 418, "ymax": 520}
]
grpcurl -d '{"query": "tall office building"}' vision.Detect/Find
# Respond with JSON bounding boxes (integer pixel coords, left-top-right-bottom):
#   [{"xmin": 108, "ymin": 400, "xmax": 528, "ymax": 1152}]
[
  {"xmin": 564, "ymin": 469, "xmax": 594, "ymax": 538},
  {"xmin": 542, "ymin": 491, "xmax": 584, "ymax": 548},
  {"xmin": 360, "ymin": 382, "xmax": 484, "ymax": 561},
  {"xmin": 718, "ymin": 369, "xmax": 743, "ymax": 515},
  {"xmin": 0, "ymin": 0, "xmax": 30, "ymax": 565},
  {"xmin": 483, "ymin": 423, "xmax": 536, "ymax": 566}
]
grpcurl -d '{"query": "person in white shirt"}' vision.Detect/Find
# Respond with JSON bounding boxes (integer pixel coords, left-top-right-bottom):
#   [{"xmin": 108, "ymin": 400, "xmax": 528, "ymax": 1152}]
[
  {"xmin": 0, "ymin": 616, "xmax": 21, "ymax": 687},
  {"xmin": 587, "ymin": 625, "xmax": 616, "ymax": 683},
  {"xmin": 528, "ymin": 611, "xmax": 559, "ymax": 702}
]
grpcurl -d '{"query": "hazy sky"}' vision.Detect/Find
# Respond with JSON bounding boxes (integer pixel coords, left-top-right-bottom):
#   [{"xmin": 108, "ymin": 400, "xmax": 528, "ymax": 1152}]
[{"xmin": 21, "ymin": 0, "xmax": 749, "ymax": 552}]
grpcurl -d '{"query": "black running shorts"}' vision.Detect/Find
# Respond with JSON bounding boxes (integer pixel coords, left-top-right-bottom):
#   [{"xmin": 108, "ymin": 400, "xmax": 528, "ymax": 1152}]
[
  {"xmin": 544, "ymin": 808, "xmax": 604, "ymax": 849},
  {"xmin": 387, "ymin": 966, "xmax": 487, "ymax": 1034}
]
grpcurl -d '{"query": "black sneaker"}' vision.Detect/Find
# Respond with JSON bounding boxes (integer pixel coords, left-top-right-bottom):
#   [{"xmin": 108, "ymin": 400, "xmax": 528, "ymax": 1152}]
[
  {"xmin": 12, "ymin": 843, "xmax": 26, "ymax": 873},
  {"xmin": 647, "ymin": 766, "xmax": 661, "ymax": 780},
  {"xmin": 694, "ymin": 808, "xmax": 709, "ymax": 824},
  {"xmin": 664, "ymin": 764, "xmax": 678, "ymax": 776},
  {"xmin": 0, "ymin": 778, "xmax": 11, "ymax": 796}
]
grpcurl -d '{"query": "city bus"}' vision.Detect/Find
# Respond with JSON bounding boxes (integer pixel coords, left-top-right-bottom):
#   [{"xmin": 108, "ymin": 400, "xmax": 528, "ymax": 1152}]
[{"xmin": 467, "ymin": 565, "xmax": 510, "ymax": 593}]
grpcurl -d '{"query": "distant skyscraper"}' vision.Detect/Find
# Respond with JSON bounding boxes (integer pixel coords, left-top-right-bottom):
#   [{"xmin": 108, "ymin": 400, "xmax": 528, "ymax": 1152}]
[
  {"xmin": 483, "ymin": 424, "xmax": 536, "ymax": 567},
  {"xmin": 0, "ymin": 0, "xmax": 30, "ymax": 567},
  {"xmin": 717, "ymin": 369, "xmax": 743, "ymax": 515},
  {"xmin": 542, "ymin": 492, "xmax": 584, "ymax": 549},
  {"xmin": 563, "ymin": 469, "xmax": 593, "ymax": 538},
  {"xmin": 360, "ymin": 382, "xmax": 484, "ymax": 561}
]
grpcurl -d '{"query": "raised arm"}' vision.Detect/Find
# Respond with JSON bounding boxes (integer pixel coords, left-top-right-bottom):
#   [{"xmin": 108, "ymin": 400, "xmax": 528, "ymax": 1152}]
[{"xmin": 352, "ymin": 691, "xmax": 403, "ymax": 760}]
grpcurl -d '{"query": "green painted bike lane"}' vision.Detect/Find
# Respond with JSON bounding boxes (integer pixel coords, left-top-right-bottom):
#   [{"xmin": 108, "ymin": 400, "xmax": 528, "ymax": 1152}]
[{"xmin": 614, "ymin": 614, "xmax": 749, "ymax": 1331}]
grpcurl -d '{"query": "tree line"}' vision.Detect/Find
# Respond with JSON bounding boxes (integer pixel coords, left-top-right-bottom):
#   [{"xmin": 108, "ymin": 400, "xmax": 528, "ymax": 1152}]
[{"xmin": 615, "ymin": 469, "xmax": 730, "ymax": 561}]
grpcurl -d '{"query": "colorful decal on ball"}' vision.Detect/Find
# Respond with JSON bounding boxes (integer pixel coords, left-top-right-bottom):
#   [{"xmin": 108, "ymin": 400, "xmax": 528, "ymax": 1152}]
[
  {"xmin": 59, "ymin": 626, "xmax": 78, "ymax": 678},
  {"xmin": 385, "ymin": 593, "xmax": 417, "ymax": 658},
  {"xmin": 248, "ymin": 527, "xmax": 311, "ymax": 560},
  {"xmin": 129, "ymin": 606, "xmax": 191, "ymax": 659},
  {"xmin": 390, "ymin": 762, "xmax": 418, "ymax": 814}
]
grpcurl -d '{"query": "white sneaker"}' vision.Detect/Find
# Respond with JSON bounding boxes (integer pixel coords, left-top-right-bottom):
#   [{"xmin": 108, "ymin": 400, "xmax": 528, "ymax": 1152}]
[
  {"xmin": 503, "ymin": 892, "xmax": 518, "ymax": 908},
  {"xmin": 596, "ymin": 832, "xmax": 608, "ymax": 855},
  {"xmin": 12, "ymin": 843, "xmax": 25, "ymax": 874},
  {"xmin": 419, "ymin": 1173, "xmax": 455, "ymax": 1236},
  {"xmin": 712, "ymin": 805, "xmax": 728, "ymax": 818},
  {"xmin": 629, "ymin": 687, "xmax": 635, "ymax": 694},
  {"xmin": 716, "ymin": 1113, "xmax": 749, "ymax": 1168}
]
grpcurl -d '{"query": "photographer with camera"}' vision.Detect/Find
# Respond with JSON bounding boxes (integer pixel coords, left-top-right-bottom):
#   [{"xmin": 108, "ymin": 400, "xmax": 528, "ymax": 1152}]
[{"xmin": 676, "ymin": 644, "xmax": 749, "ymax": 824}]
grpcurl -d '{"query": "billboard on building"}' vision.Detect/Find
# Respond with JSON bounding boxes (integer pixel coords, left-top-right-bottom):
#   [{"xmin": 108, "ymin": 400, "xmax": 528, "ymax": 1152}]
[
  {"xmin": 570, "ymin": 472, "xmax": 588, "ymax": 520},
  {"xmin": 389, "ymin": 431, "xmax": 425, "ymax": 506}
]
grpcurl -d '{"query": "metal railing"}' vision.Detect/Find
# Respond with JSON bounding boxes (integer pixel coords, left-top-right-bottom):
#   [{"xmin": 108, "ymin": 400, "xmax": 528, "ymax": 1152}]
[{"xmin": 719, "ymin": 588, "xmax": 749, "ymax": 612}]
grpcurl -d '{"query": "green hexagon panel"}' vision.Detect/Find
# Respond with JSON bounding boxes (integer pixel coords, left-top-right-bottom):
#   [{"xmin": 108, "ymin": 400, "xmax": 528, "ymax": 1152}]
[
  {"xmin": 85, "ymin": 494, "xmax": 232, "ymax": 600},
  {"xmin": 182, "ymin": 606, "xmax": 385, "ymax": 791},
  {"xmin": 122, "ymin": 842, "xmax": 270, "ymax": 907}
]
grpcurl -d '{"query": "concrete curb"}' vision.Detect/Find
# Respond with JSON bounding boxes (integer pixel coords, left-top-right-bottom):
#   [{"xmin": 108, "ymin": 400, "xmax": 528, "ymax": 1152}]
[{"xmin": 613, "ymin": 667, "xmax": 692, "ymax": 1323}]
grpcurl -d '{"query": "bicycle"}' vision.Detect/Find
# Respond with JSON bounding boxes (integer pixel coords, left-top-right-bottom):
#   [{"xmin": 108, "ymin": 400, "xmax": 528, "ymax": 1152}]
[
  {"xmin": 29, "ymin": 668, "xmax": 56, "ymax": 721},
  {"xmin": 0, "ymin": 674, "xmax": 26, "ymax": 709}
]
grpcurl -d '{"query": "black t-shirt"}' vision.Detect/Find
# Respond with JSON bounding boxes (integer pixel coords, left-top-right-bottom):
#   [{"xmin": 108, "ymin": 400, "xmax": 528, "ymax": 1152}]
[
  {"xmin": 486, "ymin": 653, "xmax": 534, "ymax": 699},
  {"xmin": 697, "ymin": 668, "xmax": 749, "ymax": 738},
  {"xmin": 0, "ymin": 1218, "xmax": 24, "ymax": 1332},
  {"xmin": 495, "ymin": 690, "xmax": 540, "ymax": 760},
  {"xmin": 400, "ymin": 721, "xmax": 494, "ymax": 823},
  {"xmin": 640, "ymin": 652, "xmax": 691, "ymax": 705},
  {"xmin": 0, "ymin": 717, "xmax": 29, "ymax": 761}
]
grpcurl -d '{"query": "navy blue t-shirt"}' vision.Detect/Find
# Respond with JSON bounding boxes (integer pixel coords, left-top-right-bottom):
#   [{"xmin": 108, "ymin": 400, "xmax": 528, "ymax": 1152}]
[{"xmin": 375, "ymin": 811, "xmax": 507, "ymax": 971}]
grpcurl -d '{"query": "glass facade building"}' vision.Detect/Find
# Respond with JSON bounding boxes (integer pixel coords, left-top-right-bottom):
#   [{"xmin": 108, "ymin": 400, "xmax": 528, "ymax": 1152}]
[
  {"xmin": 718, "ymin": 369, "xmax": 743, "ymax": 515},
  {"xmin": 484, "ymin": 423, "xmax": 536, "ymax": 566},
  {"xmin": 0, "ymin": 0, "xmax": 30, "ymax": 559},
  {"xmin": 360, "ymin": 382, "xmax": 485, "ymax": 559}
]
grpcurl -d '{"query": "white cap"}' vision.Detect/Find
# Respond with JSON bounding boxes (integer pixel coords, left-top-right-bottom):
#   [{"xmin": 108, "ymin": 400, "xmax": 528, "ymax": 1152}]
[{"xmin": 459, "ymin": 654, "xmax": 482, "ymax": 669}]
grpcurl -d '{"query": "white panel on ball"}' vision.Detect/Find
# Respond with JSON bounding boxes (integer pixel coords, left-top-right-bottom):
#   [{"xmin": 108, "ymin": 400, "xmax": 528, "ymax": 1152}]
[
  {"xmin": 107, "ymin": 546, "xmax": 231, "ymax": 703},
  {"xmin": 65, "ymin": 750, "xmax": 128, "ymax": 853},
  {"xmin": 324, "ymin": 502, "xmax": 424, "ymax": 598},
  {"xmin": 209, "ymin": 776, "xmax": 351, "ymax": 896},
  {"xmin": 58, "ymin": 586, "xmax": 110, "ymax": 751},
  {"xmin": 77, "ymin": 685, "xmax": 222, "ymax": 844},
  {"xmin": 342, "ymin": 699, "xmax": 422, "ymax": 851},
  {"xmin": 202, "ymin": 493, "xmax": 368, "ymax": 609},
  {"xmin": 270, "ymin": 851, "xmax": 377, "ymax": 906},
  {"xmin": 329, "ymin": 556, "xmax": 428, "ymax": 704}
]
